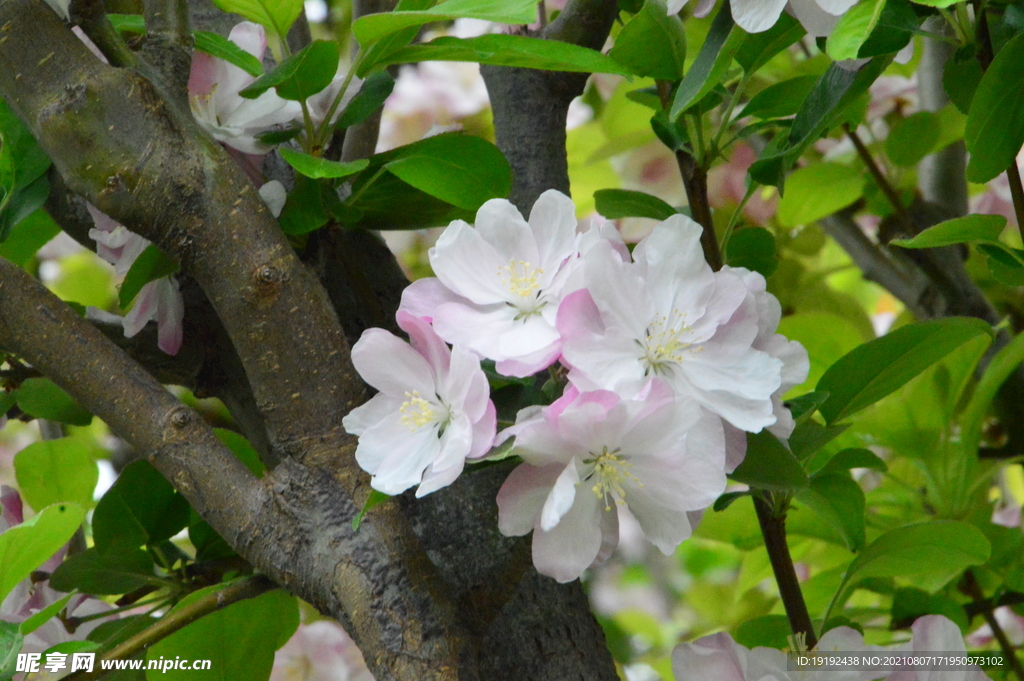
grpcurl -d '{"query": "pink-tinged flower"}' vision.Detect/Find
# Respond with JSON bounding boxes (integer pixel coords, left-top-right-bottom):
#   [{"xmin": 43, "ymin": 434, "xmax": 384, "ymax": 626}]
[
  {"xmin": 557, "ymin": 216, "xmax": 783, "ymax": 432},
  {"xmin": 670, "ymin": 0, "xmax": 856, "ymax": 34},
  {"xmin": 672, "ymin": 626, "xmax": 889, "ymax": 681},
  {"xmin": 400, "ymin": 190, "xmax": 582, "ymax": 378},
  {"xmin": 87, "ymin": 206, "xmax": 184, "ymax": 356},
  {"xmin": 188, "ymin": 22, "xmax": 301, "ymax": 155},
  {"xmin": 496, "ymin": 383, "xmax": 726, "ymax": 583},
  {"xmin": 888, "ymin": 615, "xmax": 990, "ymax": 681},
  {"xmin": 1, "ymin": 487, "xmax": 112, "ymax": 659},
  {"xmin": 343, "ymin": 311, "xmax": 496, "ymax": 497},
  {"xmin": 303, "ymin": 69, "xmax": 362, "ymax": 128},
  {"xmin": 271, "ymin": 620, "xmax": 374, "ymax": 681},
  {"xmin": 967, "ymin": 606, "xmax": 1024, "ymax": 648}
]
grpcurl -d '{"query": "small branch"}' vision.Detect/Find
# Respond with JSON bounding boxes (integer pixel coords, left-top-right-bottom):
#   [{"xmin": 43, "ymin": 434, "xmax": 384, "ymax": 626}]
[
  {"xmin": 543, "ymin": 0, "xmax": 617, "ymax": 49},
  {"xmin": 72, "ymin": 0, "xmax": 137, "ymax": 67},
  {"xmin": 1006, "ymin": 161, "xmax": 1024, "ymax": 243},
  {"xmin": 962, "ymin": 570, "xmax": 1024, "ymax": 681},
  {"xmin": 675, "ymin": 149, "xmax": 722, "ymax": 270},
  {"xmin": 964, "ymin": 590, "xmax": 1024, "ymax": 619},
  {"xmin": 843, "ymin": 124, "xmax": 913, "ymax": 232},
  {"xmin": 66, "ymin": 576, "xmax": 278, "ymax": 681},
  {"xmin": 754, "ymin": 494, "xmax": 817, "ymax": 649},
  {"xmin": 143, "ymin": 0, "xmax": 190, "ymax": 46}
]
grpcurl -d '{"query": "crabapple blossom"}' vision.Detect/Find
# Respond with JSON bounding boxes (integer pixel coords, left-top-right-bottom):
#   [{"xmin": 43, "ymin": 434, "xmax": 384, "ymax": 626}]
[
  {"xmin": 87, "ymin": 205, "xmax": 184, "ymax": 356},
  {"xmin": 557, "ymin": 216, "xmax": 784, "ymax": 432},
  {"xmin": 888, "ymin": 615, "xmax": 990, "ymax": 681},
  {"xmin": 669, "ymin": 0, "xmax": 856, "ymax": 35},
  {"xmin": 271, "ymin": 620, "xmax": 374, "ymax": 681},
  {"xmin": 496, "ymin": 382, "xmax": 726, "ymax": 583},
  {"xmin": 400, "ymin": 189, "xmax": 583, "ymax": 377},
  {"xmin": 188, "ymin": 22, "xmax": 300, "ymax": 155},
  {"xmin": 343, "ymin": 311, "xmax": 496, "ymax": 497},
  {"xmin": 302, "ymin": 68, "xmax": 362, "ymax": 128}
]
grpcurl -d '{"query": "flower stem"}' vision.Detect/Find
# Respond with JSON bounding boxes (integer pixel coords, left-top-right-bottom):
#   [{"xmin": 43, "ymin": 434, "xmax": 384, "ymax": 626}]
[{"xmin": 754, "ymin": 493, "xmax": 817, "ymax": 649}]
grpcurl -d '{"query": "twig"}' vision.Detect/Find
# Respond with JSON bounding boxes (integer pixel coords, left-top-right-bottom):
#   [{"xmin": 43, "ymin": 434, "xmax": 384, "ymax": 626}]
[
  {"xmin": 675, "ymin": 149, "xmax": 723, "ymax": 270},
  {"xmin": 73, "ymin": 0, "xmax": 136, "ymax": 67},
  {"xmin": 962, "ymin": 570, "xmax": 1024, "ymax": 681},
  {"xmin": 142, "ymin": 0, "xmax": 189, "ymax": 46},
  {"xmin": 65, "ymin": 576, "xmax": 278, "ymax": 681},
  {"xmin": 1006, "ymin": 162, "xmax": 1024, "ymax": 244},
  {"xmin": 754, "ymin": 494, "xmax": 817, "ymax": 649},
  {"xmin": 843, "ymin": 123, "xmax": 913, "ymax": 233}
]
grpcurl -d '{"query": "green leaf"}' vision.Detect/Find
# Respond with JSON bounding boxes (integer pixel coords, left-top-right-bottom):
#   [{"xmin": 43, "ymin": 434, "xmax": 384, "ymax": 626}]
[
  {"xmin": 909, "ymin": 0, "xmax": 959, "ymax": 6},
  {"xmin": 0, "ymin": 621, "xmax": 21, "ymax": 678},
  {"xmin": 671, "ymin": 5, "xmax": 744, "ymax": 119},
  {"xmin": 734, "ymin": 615, "xmax": 791, "ymax": 649},
  {"xmin": 352, "ymin": 490, "xmax": 391, "ymax": 531},
  {"xmin": 812, "ymin": 447, "xmax": 887, "ymax": 475},
  {"xmin": 943, "ymin": 47, "xmax": 982, "ymax": 114},
  {"xmin": 966, "ymin": 32, "xmax": 1024, "ymax": 183},
  {"xmin": 49, "ymin": 547, "xmax": 155, "ymax": 595},
  {"xmin": 729, "ymin": 431, "xmax": 809, "ymax": 491},
  {"xmin": 787, "ymin": 419, "xmax": 849, "ymax": 460},
  {"xmin": 353, "ymin": 0, "xmax": 537, "ymax": 47},
  {"xmin": 892, "ymin": 214, "xmax": 1006, "ymax": 249},
  {"xmin": 107, "ymin": 13, "xmax": 146, "ymax": 34},
  {"xmin": 15, "ymin": 378, "xmax": 92, "ymax": 426},
  {"xmin": 827, "ymin": 0, "xmax": 887, "ymax": 61},
  {"xmin": 277, "ymin": 175, "xmax": 329, "ymax": 235},
  {"xmin": 828, "ymin": 521, "xmax": 990, "ymax": 618},
  {"xmin": 92, "ymin": 460, "xmax": 191, "ymax": 553},
  {"xmin": 857, "ymin": 0, "xmax": 917, "ymax": 58},
  {"xmin": 795, "ymin": 473, "xmax": 866, "ymax": 551},
  {"xmin": 147, "ymin": 588, "xmax": 297, "ymax": 681},
  {"xmin": 736, "ymin": 13, "xmax": 805, "ymax": 74},
  {"xmin": 193, "ymin": 31, "xmax": 263, "ymax": 78},
  {"xmin": 0, "ymin": 208, "xmax": 60, "ymax": 267},
  {"xmin": 378, "ymin": 134, "xmax": 511, "ymax": 211},
  {"xmin": 750, "ymin": 58, "xmax": 891, "ymax": 189},
  {"xmin": 240, "ymin": 41, "xmax": 340, "ymax": 101},
  {"xmin": 14, "ymin": 438, "xmax": 98, "ymax": 512},
  {"xmin": 213, "ymin": 429, "xmax": 266, "ymax": 478},
  {"xmin": 609, "ymin": 0, "xmax": 686, "ymax": 80},
  {"xmin": 961, "ymin": 330, "xmax": 1024, "ymax": 454},
  {"xmin": 375, "ymin": 34, "xmax": 630, "ymax": 75},
  {"xmin": 211, "ymin": 0, "xmax": 304, "ymax": 41},
  {"xmin": 739, "ymin": 75, "xmax": 820, "ymax": 120},
  {"xmin": 118, "ymin": 244, "xmax": 178, "ymax": 309},
  {"xmin": 20, "ymin": 591, "xmax": 74, "ymax": 636},
  {"xmin": 0, "ymin": 174, "xmax": 50, "ymax": 244},
  {"xmin": 594, "ymin": 188, "xmax": 677, "ymax": 221},
  {"xmin": 776, "ymin": 162, "xmax": 863, "ymax": 227},
  {"xmin": 279, "ymin": 149, "xmax": 369, "ymax": 180},
  {"xmin": 725, "ymin": 227, "xmax": 778, "ymax": 277},
  {"xmin": 336, "ymin": 71, "xmax": 395, "ymax": 130},
  {"xmin": 817, "ymin": 318, "xmax": 991, "ymax": 424},
  {"xmin": 0, "ymin": 503, "xmax": 85, "ymax": 603},
  {"xmin": 886, "ymin": 111, "xmax": 940, "ymax": 167},
  {"xmin": 890, "ymin": 588, "xmax": 968, "ymax": 631},
  {"xmin": 0, "ymin": 98, "xmax": 51, "ymax": 193}
]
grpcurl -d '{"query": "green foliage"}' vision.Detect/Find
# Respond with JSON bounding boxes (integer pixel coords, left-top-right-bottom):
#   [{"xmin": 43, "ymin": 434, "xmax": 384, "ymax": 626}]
[
  {"xmin": 610, "ymin": 0, "xmax": 686, "ymax": 81},
  {"xmin": 671, "ymin": 5, "xmax": 744, "ymax": 119},
  {"xmin": 119, "ymin": 245, "xmax": 179, "ymax": 309},
  {"xmin": 50, "ymin": 547, "xmax": 156, "ymax": 595},
  {"xmin": 725, "ymin": 227, "xmax": 778, "ymax": 277},
  {"xmin": 92, "ymin": 460, "xmax": 191, "ymax": 554},
  {"xmin": 817, "ymin": 318, "xmax": 992, "ymax": 424},
  {"xmin": 210, "ymin": 0, "xmax": 304, "ymax": 43},
  {"xmin": 891, "ymin": 214, "xmax": 1006, "ymax": 248},
  {"xmin": 15, "ymin": 378, "xmax": 92, "ymax": 426},
  {"xmin": 279, "ymin": 149, "xmax": 369, "ymax": 180},
  {"xmin": 0, "ymin": 503, "xmax": 85, "ymax": 603},
  {"xmin": 353, "ymin": 0, "xmax": 537, "ymax": 47},
  {"xmin": 594, "ymin": 189, "xmax": 677, "ymax": 220},
  {"xmin": 965, "ymin": 32, "xmax": 1024, "ymax": 182},
  {"xmin": 14, "ymin": 438, "xmax": 98, "ymax": 511},
  {"xmin": 335, "ymin": 71, "xmax": 395, "ymax": 130},
  {"xmin": 776, "ymin": 162, "xmax": 863, "ymax": 227},
  {"xmin": 240, "ymin": 41, "xmax": 341, "ymax": 101},
  {"xmin": 730, "ymin": 431, "xmax": 809, "ymax": 491},
  {"xmin": 193, "ymin": 31, "xmax": 264, "ymax": 77},
  {"xmin": 0, "ymin": 98, "xmax": 51, "ymax": 243},
  {"xmin": 826, "ymin": 0, "xmax": 887, "ymax": 61},
  {"xmin": 739, "ymin": 75, "xmax": 819, "ymax": 120},
  {"xmin": 886, "ymin": 111, "xmax": 941, "ymax": 167},
  {"xmin": 214, "ymin": 429, "xmax": 266, "ymax": 478},
  {"xmin": 146, "ymin": 588, "xmax": 298, "ymax": 681}
]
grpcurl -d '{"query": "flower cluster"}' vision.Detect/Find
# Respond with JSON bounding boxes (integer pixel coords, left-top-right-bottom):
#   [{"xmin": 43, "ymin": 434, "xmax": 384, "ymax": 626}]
[
  {"xmin": 672, "ymin": 615, "xmax": 990, "ymax": 681},
  {"xmin": 344, "ymin": 190, "xmax": 808, "ymax": 582}
]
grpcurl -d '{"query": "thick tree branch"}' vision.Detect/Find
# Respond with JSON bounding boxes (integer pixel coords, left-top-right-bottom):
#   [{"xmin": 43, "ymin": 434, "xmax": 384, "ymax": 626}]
[{"xmin": 0, "ymin": 259, "xmax": 477, "ymax": 681}]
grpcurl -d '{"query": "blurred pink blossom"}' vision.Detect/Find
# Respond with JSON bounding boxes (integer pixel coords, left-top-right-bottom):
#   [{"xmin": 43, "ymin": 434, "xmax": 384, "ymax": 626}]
[{"xmin": 271, "ymin": 620, "xmax": 374, "ymax": 681}]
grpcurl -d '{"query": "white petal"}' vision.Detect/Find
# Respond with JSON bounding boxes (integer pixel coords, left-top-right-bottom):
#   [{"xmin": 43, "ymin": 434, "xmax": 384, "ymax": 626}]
[
  {"xmin": 430, "ymin": 222, "xmax": 515, "ymax": 305},
  {"xmin": 497, "ymin": 463, "xmax": 563, "ymax": 536},
  {"xmin": 732, "ymin": 0, "xmax": 789, "ymax": 32},
  {"xmin": 540, "ymin": 462, "xmax": 580, "ymax": 531},
  {"xmin": 527, "ymin": 189, "xmax": 578, "ymax": 271},
  {"xmin": 350, "ymin": 329, "xmax": 436, "ymax": 398},
  {"xmin": 530, "ymin": 486, "xmax": 604, "ymax": 583}
]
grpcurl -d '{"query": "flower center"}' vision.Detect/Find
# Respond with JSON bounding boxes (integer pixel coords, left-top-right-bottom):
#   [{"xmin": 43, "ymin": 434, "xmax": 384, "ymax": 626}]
[
  {"xmin": 399, "ymin": 391, "xmax": 437, "ymax": 431},
  {"xmin": 641, "ymin": 310, "xmax": 698, "ymax": 375},
  {"xmin": 498, "ymin": 258, "xmax": 543, "ymax": 300},
  {"xmin": 583, "ymin": 447, "xmax": 641, "ymax": 511}
]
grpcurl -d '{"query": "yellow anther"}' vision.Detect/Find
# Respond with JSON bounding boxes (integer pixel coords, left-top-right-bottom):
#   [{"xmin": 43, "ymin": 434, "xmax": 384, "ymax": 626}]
[
  {"xmin": 585, "ymin": 447, "xmax": 642, "ymax": 511},
  {"xmin": 641, "ymin": 312, "xmax": 696, "ymax": 375},
  {"xmin": 498, "ymin": 258, "xmax": 543, "ymax": 299},
  {"xmin": 399, "ymin": 390, "xmax": 436, "ymax": 431}
]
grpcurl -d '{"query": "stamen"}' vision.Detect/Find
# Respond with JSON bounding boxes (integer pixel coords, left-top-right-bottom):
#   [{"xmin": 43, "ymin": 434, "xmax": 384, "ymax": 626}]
[
  {"xmin": 498, "ymin": 259, "xmax": 543, "ymax": 299},
  {"xmin": 583, "ymin": 447, "xmax": 642, "ymax": 511},
  {"xmin": 399, "ymin": 390, "xmax": 436, "ymax": 431}
]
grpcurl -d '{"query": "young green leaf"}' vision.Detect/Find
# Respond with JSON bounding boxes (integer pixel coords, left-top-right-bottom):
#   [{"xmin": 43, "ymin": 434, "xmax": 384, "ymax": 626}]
[
  {"xmin": 335, "ymin": 71, "xmax": 395, "ymax": 130},
  {"xmin": 594, "ymin": 189, "xmax": 678, "ymax": 221},
  {"xmin": 352, "ymin": 490, "xmax": 391, "ymax": 530},
  {"xmin": 118, "ymin": 244, "xmax": 178, "ymax": 309},
  {"xmin": 795, "ymin": 473, "xmax": 866, "ymax": 551},
  {"xmin": 14, "ymin": 438, "xmax": 99, "ymax": 512},
  {"xmin": 49, "ymin": 547, "xmax": 156, "ymax": 595},
  {"xmin": 214, "ymin": 428, "xmax": 267, "ymax": 478},
  {"xmin": 817, "ymin": 317, "xmax": 992, "ymax": 424},
  {"xmin": 211, "ymin": 0, "xmax": 304, "ymax": 42},
  {"xmin": 193, "ymin": 30, "xmax": 264, "ymax": 78},
  {"xmin": 965, "ymin": 32, "xmax": 1024, "ymax": 183},
  {"xmin": 826, "ymin": 0, "xmax": 887, "ymax": 61},
  {"xmin": 738, "ymin": 75, "xmax": 820, "ymax": 120},
  {"xmin": 376, "ymin": 34, "xmax": 630, "ymax": 75},
  {"xmin": 0, "ymin": 503, "xmax": 86, "ymax": 603},
  {"xmin": 729, "ymin": 431, "xmax": 809, "ymax": 491},
  {"xmin": 736, "ymin": 13, "xmax": 805, "ymax": 75},
  {"xmin": 890, "ymin": 214, "xmax": 1006, "ymax": 249},
  {"xmin": 353, "ymin": 0, "xmax": 537, "ymax": 48},
  {"xmin": 277, "ymin": 175, "xmax": 329, "ymax": 235},
  {"xmin": 609, "ymin": 0, "xmax": 686, "ymax": 81},
  {"xmin": 15, "ymin": 378, "xmax": 92, "ymax": 426},
  {"xmin": 0, "ymin": 208, "xmax": 61, "ymax": 267},
  {"xmin": 279, "ymin": 148, "xmax": 369, "ymax": 179},
  {"xmin": 776, "ymin": 162, "xmax": 864, "ymax": 227},
  {"xmin": 671, "ymin": 5, "xmax": 744, "ymax": 119},
  {"xmin": 92, "ymin": 460, "xmax": 191, "ymax": 553},
  {"xmin": 960, "ymin": 330, "xmax": 1024, "ymax": 455},
  {"xmin": 19, "ymin": 592, "xmax": 74, "ymax": 636},
  {"xmin": 886, "ymin": 110, "xmax": 940, "ymax": 167},
  {"xmin": 240, "ymin": 40, "xmax": 341, "ymax": 101},
  {"xmin": 725, "ymin": 227, "xmax": 778, "ymax": 277}
]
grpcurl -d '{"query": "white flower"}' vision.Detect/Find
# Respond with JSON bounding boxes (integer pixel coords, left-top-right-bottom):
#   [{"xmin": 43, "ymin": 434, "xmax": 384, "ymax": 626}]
[
  {"xmin": 496, "ymin": 382, "xmax": 726, "ymax": 583},
  {"xmin": 670, "ymin": 0, "xmax": 856, "ymax": 34},
  {"xmin": 188, "ymin": 22, "xmax": 301, "ymax": 155},
  {"xmin": 400, "ymin": 190, "xmax": 582, "ymax": 377},
  {"xmin": 888, "ymin": 616, "xmax": 990, "ymax": 681},
  {"xmin": 87, "ymin": 205, "xmax": 184, "ymax": 356},
  {"xmin": 343, "ymin": 311, "xmax": 496, "ymax": 497},
  {"xmin": 302, "ymin": 68, "xmax": 362, "ymax": 128},
  {"xmin": 557, "ymin": 216, "xmax": 783, "ymax": 432}
]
